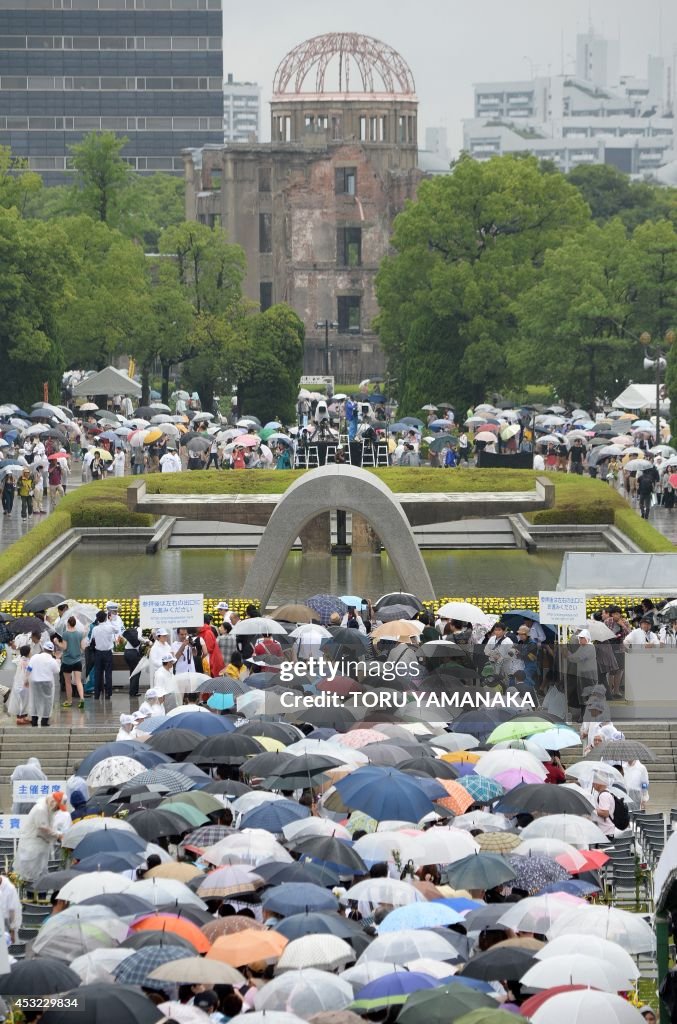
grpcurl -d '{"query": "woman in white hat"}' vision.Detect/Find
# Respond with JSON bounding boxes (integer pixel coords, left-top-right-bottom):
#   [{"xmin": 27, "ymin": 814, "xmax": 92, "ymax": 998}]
[{"xmin": 116, "ymin": 713, "xmax": 136, "ymax": 741}]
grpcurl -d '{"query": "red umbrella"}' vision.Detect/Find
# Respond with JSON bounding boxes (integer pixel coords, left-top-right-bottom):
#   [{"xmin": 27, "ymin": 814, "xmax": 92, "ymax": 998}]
[
  {"xmin": 316, "ymin": 676, "xmax": 362, "ymax": 696},
  {"xmin": 520, "ymin": 984, "xmax": 595, "ymax": 1017},
  {"xmin": 48, "ymin": 453, "xmax": 65, "ymax": 460}
]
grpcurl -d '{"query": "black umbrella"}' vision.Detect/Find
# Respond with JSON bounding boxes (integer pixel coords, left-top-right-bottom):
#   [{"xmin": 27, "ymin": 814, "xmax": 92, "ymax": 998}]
[
  {"xmin": 6, "ymin": 615, "xmax": 48, "ymax": 635},
  {"xmin": 464, "ymin": 904, "xmax": 512, "ymax": 932},
  {"xmin": 379, "ymin": 603, "xmax": 419, "ymax": 622},
  {"xmin": 273, "ymin": 911, "xmax": 370, "ymax": 954},
  {"xmin": 241, "ymin": 751, "xmax": 294, "ymax": 779},
  {"xmin": 450, "ymin": 708, "xmax": 512, "ymax": 741},
  {"xmin": 397, "ymin": 983, "xmax": 495, "ymax": 1024},
  {"xmin": 40, "ymin": 984, "xmax": 162, "ymax": 1024},
  {"xmin": 495, "ymin": 783, "xmax": 594, "ymax": 816},
  {"xmin": 28, "ymin": 409, "xmax": 56, "ymax": 421},
  {"xmin": 155, "ymin": 904, "xmax": 212, "ymax": 927},
  {"xmin": 289, "ymin": 836, "xmax": 367, "ymax": 873},
  {"xmin": 460, "ymin": 946, "xmax": 537, "ymax": 981},
  {"xmin": 321, "ymin": 628, "xmax": 371, "ymax": 661},
  {"xmin": 203, "ymin": 780, "xmax": 252, "ymax": 798},
  {"xmin": 0, "ymin": 958, "xmax": 81, "ymax": 996},
  {"xmin": 374, "ymin": 592, "xmax": 425, "ymax": 612},
  {"xmin": 187, "ymin": 436, "xmax": 211, "ymax": 453},
  {"xmin": 255, "ymin": 860, "xmax": 341, "ymax": 887},
  {"xmin": 188, "ymin": 733, "xmax": 265, "ymax": 765},
  {"xmin": 237, "ymin": 721, "xmax": 301, "ymax": 743},
  {"xmin": 121, "ymin": 931, "xmax": 199, "ymax": 953},
  {"xmin": 79, "ymin": 893, "xmax": 154, "ymax": 917},
  {"xmin": 145, "ymin": 729, "xmax": 204, "ymax": 758},
  {"xmin": 271, "ymin": 753, "xmax": 343, "ymax": 779},
  {"xmin": 443, "ymin": 853, "xmax": 516, "ymax": 891},
  {"xmin": 399, "ymin": 756, "xmax": 460, "ymax": 780},
  {"xmin": 34, "ymin": 869, "xmax": 80, "ymax": 892},
  {"xmin": 23, "ymin": 592, "xmax": 67, "ymax": 612},
  {"xmin": 133, "ymin": 407, "xmax": 158, "ymax": 419},
  {"xmin": 125, "ymin": 809, "xmax": 190, "ymax": 840}
]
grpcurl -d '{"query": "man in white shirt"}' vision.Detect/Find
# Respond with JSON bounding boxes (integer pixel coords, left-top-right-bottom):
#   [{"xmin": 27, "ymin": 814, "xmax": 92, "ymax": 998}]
[
  {"xmin": 105, "ymin": 602, "xmax": 125, "ymax": 636},
  {"xmin": 27, "ymin": 640, "xmax": 61, "ymax": 727},
  {"xmin": 624, "ymin": 617, "xmax": 660, "ymax": 649},
  {"xmin": 624, "ymin": 759, "xmax": 650, "ymax": 810},
  {"xmin": 87, "ymin": 610, "xmax": 118, "ymax": 700},
  {"xmin": 148, "ymin": 629, "xmax": 173, "ymax": 679},
  {"xmin": 484, "ymin": 622, "xmax": 514, "ymax": 652},
  {"xmin": 0, "ymin": 874, "xmax": 22, "ymax": 943},
  {"xmin": 591, "ymin": 772, "xmax": 616, "ymax": 838},
  {"xmin": 154, "ymin": 652, "xmax": 179, "ymax": 702},
  {"xmin": 172, "ymin": 628, "xmax": 197, "ymax": 675},
  {"xmin": 533, "ymin": 451, "xmax": 545, "ymax": 471}
]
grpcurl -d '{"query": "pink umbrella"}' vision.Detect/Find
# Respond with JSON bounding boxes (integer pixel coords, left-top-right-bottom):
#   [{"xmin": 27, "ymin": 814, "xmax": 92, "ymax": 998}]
[
  {"xmin": 236, "ymin": 434, "xmax": 261, "ymax": 447},
  {"xmin": 494, "ymin": 769, "xmax": 543, "ymax": 791},
  {"xmin": 474, "ymin": 431, "xmax": 498, "ymax": 444},
  {"xmin": 337, "ymin": 729, "xmax": 388, "ymax": 748}
]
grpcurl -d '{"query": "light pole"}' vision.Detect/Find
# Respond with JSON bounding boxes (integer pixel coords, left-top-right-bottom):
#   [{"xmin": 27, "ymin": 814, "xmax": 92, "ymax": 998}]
[
  {"xmin": 315, "ymin": 319, "xmax": 339, "ymax": 376},
  {"xmin": 640, "ymin": 330, "xmax": 674, "ymax": 443}
]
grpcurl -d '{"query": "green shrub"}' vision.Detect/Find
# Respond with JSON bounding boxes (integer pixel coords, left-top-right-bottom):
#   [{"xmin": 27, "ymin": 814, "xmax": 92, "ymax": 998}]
[
  {"xmin": 530, "ymin": 504, "xmax": 614, "ymax": 525},
  {"xmin": 70, "ymin": 501, "xmax": 154, "ymax": 528},
  {"xmin": 0, "ymin": 510, "xmax": 71, "ymax": 586}
]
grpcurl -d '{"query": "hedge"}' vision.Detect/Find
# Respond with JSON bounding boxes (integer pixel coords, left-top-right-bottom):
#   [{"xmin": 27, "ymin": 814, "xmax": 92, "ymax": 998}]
[{"xmin": 614, "ymin": 507, "xmax": 676, "ymax": 553}]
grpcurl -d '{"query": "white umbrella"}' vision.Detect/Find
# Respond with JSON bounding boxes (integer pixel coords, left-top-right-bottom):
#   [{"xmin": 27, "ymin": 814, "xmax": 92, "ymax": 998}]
[
  {"xmin": 436, "ymin": 602, "xmax": 491, "ymax": 625},
  {"xmin": 150, "ymin": 955, "xmax": 245, "ymax": 986},
  {"xmin": 528, "ymin": 989, "xmax": 645, "ymax": 1024},
  {"xmin": 172, "ymin": 672, "xmax": 212, "ymax": 694},
  {"xmin": 430, "ymin": 733, "xmax": 481, "ymax": 752},
  {"xmin": 87, "ymin": 755, "xmax": 146, "ymax": 789},
  {"xmin": 276, "ymin": 935, "xmax": 355, "ymax": 972},
  {"xmin": 237, "ymin": 691, "xmax": 267, "ymax": 717},
  {"xmin": 623, "ymin": 458, "xmax": 651, "ymax": 472},
  {"xmin": 406, "ymin": 958, "xmax": 458, "ymax": 978},
  {"xmin": 513, "ymin": 838, "xmax": 581, "ymax": 860},
  {"xmin": 289, "ymin": 624, "xmax": 332, "ymax": 639},
  {"xmin": 202, "ymin": 834, "xmax": 292, "ymax": 867},
  {"xmin": 416, "ymin": 828, "xmax": 480, "ymax": 864},
  {"xmin": 123, "ymin": 877, "xmax": 207, "ymax": 909},
  {"xmin": 232, "ymin": 616, "xmax": 288, "ymax": 636},
  {"xmin": 498, "ymin": 895, "xmax": 583, "ymax": 935},
  {"xmin": 70, "ymin": 948, "xmax": 132, "ymax": 984},
  {"xmin": 282, "ymin": 818, "xmax": 352, "ymax": 842},
  {"xmin": 356, "ymin": 929, "xmax": 458, "ymax": 965},
  {"xmin": 341, "ymin": 879, "xmax": 425, "ymax": 909},
  {"xmin": 341, "ymin": 961, "xmax": 407, "ymax": 991},
  {"xmin": 565, "ymin": 762, "xmax": 625, "ymax": 785},
  {"xmin": 520, "ymin": 815, "xmax": 608, "ymax": 847},
  {"xmin": 255, "ymin": 969, "xmax": 353, "ymax": 1016},
  {"xmin": 522, "ymin": 953, "xmax": 634, "ymax": 991},
  {"xmin": 530, "ymin": 726, "xmax": 582, "ymax": 751},
  {"xmin": 59, "ymin": 872, "xmax": 130, "ymax": 903},
  {"xmin": 32, "ymin": 914, "xmax": 128, "ymax": 960},
  {"xmin": 535, "ymin": 934, "xmax": 639, "ymax": 979},
  {"xmin": 165, "ymin": 704, "xmax": 213, "ymax": 719},
  {"xmin": 285, "ymin": 739, "xmax": 368, "ymax": 767},
  {"xmin": 232, "ymin": 791, "xmax": 286, "ymax": 814},
  {"xmin": 61, "ymin": 818, "xmax": 138, "ymax": 850},
  {"xmin": 242, "ymin": 1015, "xmax": 306, "ymax": 1024},
  {"xmin": 474, "ymin": 749, "xmax": 548, "ymax": 781},
  {"xmin": 354, "ymin": 831, "xmax": 424, "ymax": 865},
  {"xmin": 576, "ymin": 619, "xmax": 616, "ymax": 642},
  {"xmin": 548, "ymin": 905, "xmax": 655, "ymax": 953},
  {"xmin": 452, "ymin": 811, "xmax": 511, "ymax": 832},
  {"xmin": 157, "ymin": 1003, "xmax": 212, "ymax": 1024}
]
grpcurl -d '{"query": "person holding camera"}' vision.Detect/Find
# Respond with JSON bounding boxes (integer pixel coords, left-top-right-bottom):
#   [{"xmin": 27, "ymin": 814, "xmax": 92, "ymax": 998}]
[{"xmin": 172, "ymin": 627, "xmax": 199, "ymax": 674}]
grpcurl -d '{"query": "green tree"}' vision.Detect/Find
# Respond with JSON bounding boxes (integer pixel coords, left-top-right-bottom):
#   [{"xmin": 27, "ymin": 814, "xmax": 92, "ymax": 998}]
[
  {"xmin": 0, "ymin": 145, "xmax": 42, "ymax": 213},
  {"xmin": 240, "ymin": 305, "xmax": 305, "ymax": 422},
  {"xmin": 69, "ymin": 131, "xmax": 131, "ymax": 224},
  {"xmin": 125, "ymin": 173, "xmax": 186, "ymax": 251},
  {"xmin": 567, "ymin": 164, "xmax": 674, "ymax": 231},
  {"xmin": 513, "ymin": 220, "xmax": 639, "ymax": 408},
  {"xmin": 0, "ymin": 208, "xmax": 74, "ymax": 406},
  {"xmin": 375, "ymin": 154, "xmax": 589, "ymax": 413}
]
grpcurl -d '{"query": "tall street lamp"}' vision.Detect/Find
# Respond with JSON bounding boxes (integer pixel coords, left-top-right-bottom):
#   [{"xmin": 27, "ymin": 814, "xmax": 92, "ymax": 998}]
[
  {"xmin": 640, "ymin": 330, "xmax": 674, "ymax": 443},
  {"xmin": 315, "ymin": 319, "xmax": 339, "ymax": 376}
]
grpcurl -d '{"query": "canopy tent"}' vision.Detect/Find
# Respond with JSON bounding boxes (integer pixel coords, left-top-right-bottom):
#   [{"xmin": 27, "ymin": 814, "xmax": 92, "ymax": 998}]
[
  {"xmin": 612, "ymin": 383, "xmax": 670, "ymax": 413},
  {"xmin": 557, "ymin": 552, "xmax": 677, "ymax": 595},
  {"xmin": 72, "ymin": 366, "xmax": 142, "ymax": 398}
]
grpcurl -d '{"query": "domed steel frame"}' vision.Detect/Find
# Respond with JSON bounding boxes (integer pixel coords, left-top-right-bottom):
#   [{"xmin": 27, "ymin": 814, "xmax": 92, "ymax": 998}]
[{"xmin": 273, "ymin": 32, "xmax": 416, "ymax": 97}]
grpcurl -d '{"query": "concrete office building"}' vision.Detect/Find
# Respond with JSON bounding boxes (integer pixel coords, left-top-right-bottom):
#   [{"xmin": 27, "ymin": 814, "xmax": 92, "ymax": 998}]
[
  {"xmin": 0, "ymin": 0, "xmax": 224, "ymax": 184},
  {"xmin": 223, "ymin": 72, "xmax": 260, "ymax": 142},
  {"xmin": 464, "ymin": 30, "xmax": 675, "ymax": 176},
  {"xmin": 184, "ymin": 32, "xmax": 423, "ymax": 380}
]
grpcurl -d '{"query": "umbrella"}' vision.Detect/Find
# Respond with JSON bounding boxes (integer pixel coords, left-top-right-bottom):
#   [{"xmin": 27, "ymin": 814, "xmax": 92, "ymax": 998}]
[
  {"xmin": 523, "ymin": 990, "xmax": 644, "ymax": 1024},
  {"xmin": 497, "ymin": 895, "xmax": 582, "ymax": 935},
  {"xmin": 277, "ymin": 935, "xmax": 355, "ymax": 972},
  {"xmin": 262, "ymin": 883, "xmax": 339, "ymax": 916},
  {"xmin": 0, "ymin": 958, "xmax": 81, "ymax": 996},
  {"xmin": 125, "ymin": 809, "xmax": 190, "ymax": 840},
  {"xmin": 474, "ymin": 750, "xmax": 547, "ymax": 781},
  {"xmin": 457, "ymin": 775, "xmax": 504, "ymax": 803},
  {"xmin": 131, "ymin": 914, "xmax": 210, "ymax": 953},
  {"xmin": 399, "ymin": 756, "xmax": 460, "ymax": 779},
  {"xmin": 291, "ymin": 835, "xmax": 367, "ymax": 873},
  {"xmin": 521, "ymin": 953, "xmax": 632, "ymax": 991},
  {"xmin": 396, "ymin": 983, "xmax": 496, "ymax": 1024},
  {"xmin": 207, "ymin": 930, "xmax": 288, "ymax": 968},
  {"xmin": 273, "ymin": 604, "xmax": 321, "ymax": 623},
  {"xmin": 335, "ymin": 766, "xmax": 435, "ymax": 821},
  {"xmin": 475, "ymin": 832, "xmax": 521, "ymax": 853},
  {"xmin": 74, "ymin": 852, "xmax": 144, "ymax": 873},
  {"xmin": 506, "ymin": 854, "xmax": 569, "ymax": 895},
  {"xmin": 443, "ymin": 853, "xmax": 515, "ymax": 891},
  {"xmin": 351, "ymin": 972, "xmax": 440, "ymax": 1011},
  {"xmin": 378, "ymin": 903, "xmax": 464, "ymax": 932},
  {"xmin": 436, "ymin": 602, "xmax": 491, "ymax": 625},
  {"xmin": 255, "ymin": 970, "xmax": 353, "ymax": 1016},
  {"xmin": 79, "ymin": 894, "xmax": 154, "ymax": 917},
  {"xmin": 241, "ymin": 799, "xmax": 309, "ymax": 833},
  {"xmin": 146, "ymin": 729, "xmax": 204, "ymax": 757},
  {"xmin": 375, "ymin": 592, "xmax": 425, "ymax": 612},
  {"xmin": 149, "ymin": 955, "xmax": 245, "ymax": 986},
  {"xmin": 584, "ymin": 739, "xmax": 655, "ymax": 762},
  {"xmin": 69, "ymin": 948, "xmax": 132, "ymax": 985},
  {"xmin": 113, "ymin": 945, "xmax": 188, "ymax": 985},
  {"xmin": 33, "ymin": 915, "xmax": 129, "ymax": 960},
  {"xmin": 39, "ymin": 984, "xmax": 163, "ymax": 1024},
  {"xmin": 495, "ymin": 784, "xmax": 593, "ymax": 816},
  {"xmin": 61, "ymin": 818, "xmax": 138, "ymax": 850},
  {"xmin": 232, "ymin": 616, "xmax": 288, "ymax": 636},
  {"xmin": 59, "ymin": 872, "xmax": 130, "ymax": 903},
  {"xmin": 548, "ymin": 905, "xmax": 655, "ymax": 953},
  {"xmin": 341, "ymin": 878, "xmax": 424, "ymax": 910},
  {"xmin": 534, "ymin": 934, "xmax": 639, "ymax": 979},
  {"xmin": 519, "ymin": 816, "xmax": 608, "ymax": 847},
  {"xmin": 87, "ymin": 756, "xmax": 147, "ymax": 789},
  {"xmin": 461, "ymin": 946, "xmax": 536, "ymax": 981},
  {"xmin": 23, "ymin": 592, "xmax": 67, "ymax": 612},
  {"xmin": 257, "ymin": 861, "xmax": 340, "ymax": 888},
  {"xmin": 79, "ymin": 741, "xmax": 162, "ymax": 776},
  {"xmin": 188, "ymin": 733, "xmax": 264, "ymax": 765},
  {"xmin": 306, "ymin": 594, "xmax": 348, "ymax": 625}
]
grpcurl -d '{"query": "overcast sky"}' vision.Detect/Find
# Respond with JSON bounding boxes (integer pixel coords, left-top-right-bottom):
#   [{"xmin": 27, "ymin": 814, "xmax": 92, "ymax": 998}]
[{"xmin": 224, "ymin": 0, "xmax": 677, "ymax": 152}]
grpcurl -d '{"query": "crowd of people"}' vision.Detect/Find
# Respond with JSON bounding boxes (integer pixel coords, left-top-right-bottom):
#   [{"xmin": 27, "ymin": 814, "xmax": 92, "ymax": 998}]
[{"xmin": 0, "ymin": 587, "xmax": 667, "ymax": 1021}]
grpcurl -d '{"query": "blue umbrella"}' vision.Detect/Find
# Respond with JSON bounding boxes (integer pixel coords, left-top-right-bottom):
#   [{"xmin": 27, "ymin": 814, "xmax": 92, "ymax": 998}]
[
  {"xmin": 261, "ymin": 882, "xmax": 338, "ymax": 916},
  {"xmin": 378, "ymin": 902, "xmax": 464, "ymax": 932},
  {"xmin": 152, "ymin": 712, "xmax": 235, "ymax": 736},
  {"xmin": 537, "ymin": 879, "xmax": 600, "ymax": 896},
  {"xmin": 339, "ymin": 595, "xmax": 364, "ymax": 608},
  {"xmin": 335, "ymin": 766, "xmax": 437, "ymax": 821},
  {"xmin": 207, "ymin": 693, "xmax": 235, "ymax": 711},
  {"xmin": 457, "ymin": 775, "xmax": 505, "ymax": 803},
  {"xmin": 306, "ymin": 594, "xmax": 347, "ymax": 626},
  {"xmin": 240, "ymin": 798, "xmax": 309, "ymax": 833},
  {"xmin": 401, "ymin": 417, "xmax": 424, "ymax": 428},
  {"xmin": 264, "ymin": 421, "xmax": 283, "ymax": 430},
  {"xmin": 79, "ymin": 893, "xmax": 154, "ymax": 917},
  {"xmin": 98, "ymin": 431, "xmax": 122, "ymax": 446},
  {"xmin": 113, "ymin": 945, "xmax": 187, "ymax": 986},
  {"xmin": 429, "ymin": 419, "xmax": 454, "ymax": 431},
  {"xmin": 74, "ymin": 851, "xmax": 145, "ymax": 873},
  {"xmin": 450, "ymin": 709, "xmax": 511, "ymax": 741},
  {"xmin": 73, "ymin": 831, "xmax": 146, "ymax": 859},
  {"xmin": 78, "ymin": 741, "xmax": 166, "ymax": 777},
  {"xmin": 352, "ymin": 972, "xmax": 440, "ymax": 1011},
  {"xmin": 390, "ymin": 422, "xmax": 411, "ymax": 432},
  {"xmin": 433, "ymin": 897, "xmax": 484, "ymax": 914},
  {"xmin": 502, "ymin": 609, "xmax": 556, "ymax": 638}
]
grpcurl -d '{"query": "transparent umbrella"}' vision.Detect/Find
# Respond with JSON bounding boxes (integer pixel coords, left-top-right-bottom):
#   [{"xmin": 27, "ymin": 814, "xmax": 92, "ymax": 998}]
[{"xmin": 255, "ymin": 969, "xmax": 353, "ymax": 1016}]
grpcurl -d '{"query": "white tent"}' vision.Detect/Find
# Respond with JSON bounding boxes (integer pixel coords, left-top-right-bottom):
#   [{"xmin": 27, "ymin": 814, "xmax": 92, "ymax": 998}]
[
  {"xmin": 558, "ymin": 552, "xmax": 677, "ymax": 595},
  {"xmin": 612, "ymin": 383, "xmax": 670, "ymax": 413},
  {"xmin": 72, "ymin": 366, "xmax": 141, "ymax": 398}
]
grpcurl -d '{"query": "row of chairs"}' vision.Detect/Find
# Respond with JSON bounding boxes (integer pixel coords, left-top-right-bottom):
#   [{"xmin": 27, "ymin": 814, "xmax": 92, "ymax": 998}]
[
  {"xmin": 294, "ymin": 440, "xmax": 390, "ymax": 469},
  {"xmin": 633, "ymin": 811, "xmax": 666, "ymax": 869}
]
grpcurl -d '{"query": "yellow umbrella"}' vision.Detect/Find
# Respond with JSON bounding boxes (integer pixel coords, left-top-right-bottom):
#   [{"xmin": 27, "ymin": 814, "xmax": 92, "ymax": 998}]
[
  {"xmin": 252, "ymin": 736, "xmax": 286, "ymax": 752},
  {"xmin": 143, "ymin": 428, "xmax": 163, "ymax": 444},
  {"xmin": 92, "ymin": 447, "xmax": 113, "ymax": 461},
  {"xmin": 371, "ymin": 620, "xmax": 423, "ymax": 642},
  {"xmin": 441, "ymin": 751, "xmax": 481, "ymax": 764},
  {"xmin": 146, "ymin": 862, "xmax": 204, "ymax": 882}
]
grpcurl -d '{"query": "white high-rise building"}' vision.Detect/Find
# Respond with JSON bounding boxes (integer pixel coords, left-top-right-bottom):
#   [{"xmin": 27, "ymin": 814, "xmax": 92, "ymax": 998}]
[
  {"xmin": 463, "ymin": 31, "xmax": 675, "ymax": 177},
  {"xmin": 223, "ymin": 73, "xmax": 261, "ymax": 143}
]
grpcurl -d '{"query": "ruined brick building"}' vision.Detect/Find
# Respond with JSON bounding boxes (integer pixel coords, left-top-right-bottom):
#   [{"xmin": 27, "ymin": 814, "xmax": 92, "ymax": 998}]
[{"xmin": 183, "ymin": 32, "xmax": 424, "ymax": 381}]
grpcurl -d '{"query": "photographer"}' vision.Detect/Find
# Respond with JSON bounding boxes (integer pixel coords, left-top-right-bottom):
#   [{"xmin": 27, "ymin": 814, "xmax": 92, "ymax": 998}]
[{"xmin": 172, "ymin": 627, "xmax": 200, "ymax": 675}]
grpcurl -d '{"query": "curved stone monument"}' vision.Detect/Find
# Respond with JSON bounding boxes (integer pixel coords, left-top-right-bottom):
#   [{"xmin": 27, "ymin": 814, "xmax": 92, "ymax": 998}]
[{"xmin": 243, "ymin": 465, "xmax": 436, "ymax": 605}]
